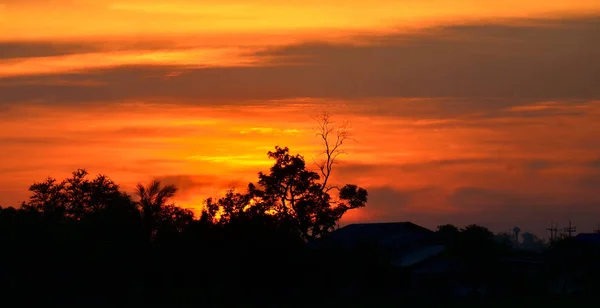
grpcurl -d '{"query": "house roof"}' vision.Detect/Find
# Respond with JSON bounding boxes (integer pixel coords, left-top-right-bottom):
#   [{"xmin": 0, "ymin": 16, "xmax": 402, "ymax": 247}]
[
  {"xmin": 575, "ymin": 233, "xmax": 600, "ymax": 244},
  {"xmin": 308, "ymin": 222, "xmax": 449, "ymax": 269},
  {"xmin": 315, "ymin": 222, "xmax": 436, "ymax": 250}
]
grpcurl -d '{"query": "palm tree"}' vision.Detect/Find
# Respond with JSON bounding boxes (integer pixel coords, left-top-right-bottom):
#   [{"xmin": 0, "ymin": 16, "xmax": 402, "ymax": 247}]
[{"xmin": 135, "ymin": 180, "xmax": 177, "ymax": 240}]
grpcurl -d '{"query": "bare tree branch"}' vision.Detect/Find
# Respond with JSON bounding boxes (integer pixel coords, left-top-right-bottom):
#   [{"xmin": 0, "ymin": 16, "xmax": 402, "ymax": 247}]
[{"xmin": 313, "ymin": 110, "xmax": 352, "ymax": 193}]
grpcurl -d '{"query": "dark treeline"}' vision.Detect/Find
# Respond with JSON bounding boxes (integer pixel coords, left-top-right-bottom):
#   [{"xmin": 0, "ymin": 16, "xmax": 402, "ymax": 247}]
[{"xmin": 0, "ymin": 143, "xmax": 370, "ymax": 306}]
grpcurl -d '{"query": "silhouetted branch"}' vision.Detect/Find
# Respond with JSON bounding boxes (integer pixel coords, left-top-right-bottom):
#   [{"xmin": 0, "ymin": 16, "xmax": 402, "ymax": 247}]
[{"xmin": 312, "ymin": 110, "xmax": 352, "ymax": 193}]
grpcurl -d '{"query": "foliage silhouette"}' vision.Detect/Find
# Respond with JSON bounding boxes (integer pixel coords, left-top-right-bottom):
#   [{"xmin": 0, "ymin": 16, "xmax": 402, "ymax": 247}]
[
  {"xmin": 201, "ymin": 146, "xmax": 368, "ymax": 240},
  {"xmin": 0, "ymin": 139, "xmax": 372, "ymax": 305},
  {"xmin": 135, "ymin": 179, "xmax": 193, "ymax": 241},
  {"xmin": 201, "ymin": 113, "xmax": 368, "ymax": 242}
]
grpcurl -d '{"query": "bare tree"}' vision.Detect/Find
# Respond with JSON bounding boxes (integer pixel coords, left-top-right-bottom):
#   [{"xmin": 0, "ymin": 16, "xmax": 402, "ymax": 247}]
[{"xmin": 312, "ymin": 111, "xmax": 352, "ymax": 194}]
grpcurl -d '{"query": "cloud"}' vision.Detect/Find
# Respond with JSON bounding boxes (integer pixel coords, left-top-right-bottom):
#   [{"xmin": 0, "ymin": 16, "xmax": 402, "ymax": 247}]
[
  {"xmin": 0, "ymin": 136, "xmax": 75, "ymax": 146},
  {"xmin": 1, "ymin": 16, "xmax": 599, "ymax": 103},
  {"xmin": 337, "ymin": 157, "xmax": 597, "ymax": 177},
  {"xmin": 448, "ymin": 187, "xmax": 533, "ymax": 210},
  {"xmin": 343, "ymin": 179, "xmax": 600, "ymax": 236},
  {"xmin": 366, "ymin": 186, "xmax": 415, "ymax": 209},
  {"xmin": 400, "ymin": 158, "xmax": 500, "ymax": 173},
  {"xmin": 447, "ymin": 185, "xmax": 600, "ymax": 224},
  {"xmin": 336, "ymin": 154, "xmax": 600, "ymax": 232},
  {"xmin": 249, "ymin": 16, "xmax": 600, "ymax": 99},
  {"xmin": 5, "ymin": 0, "xmax": 600, "ymax": 42},
  {"xmin": 330, "ymin": 98, "xmax": 596, "ymax": 125},
  {"xmin": 577, "ymin": 172, "xmax": 600, "ymax": 189},
  {"xmin": 0, "ymin": 41, "xmax": 102, "ymax": 59},
  {"xmin": 367, "ymin": 185, "xmax": 444, "ymax": 208},
  {"xmin": 0, "ymin": 39, "xmax": 207, "ymax": 61},
  {"xmin": 336, "ymin": 160, "xmax": 495, "ymax": 177},
  {"xmin": 0, "ymin": 47, "xmax": 263, "ymax": 78},
  {"xmin": 590, "ymin": 158, "xmax": 600, "ymax": 168},
  {"xmin": 343, "ymin": 185, "xmax": 448, "ymax": 223},
  {"xmin": 99, "ymin": 125, "xmax": 208, "ymax": 138}
]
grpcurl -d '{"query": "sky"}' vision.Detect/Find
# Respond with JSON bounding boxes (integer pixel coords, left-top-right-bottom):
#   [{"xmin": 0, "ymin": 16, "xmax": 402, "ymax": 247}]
[{"xmin": 1, "ymin": 0, "xmax": 600, "ymax": 237}]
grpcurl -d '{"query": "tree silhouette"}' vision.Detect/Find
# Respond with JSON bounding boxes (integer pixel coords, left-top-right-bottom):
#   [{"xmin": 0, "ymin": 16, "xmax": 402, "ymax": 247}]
[
  {"xmin": 202, "ymin": 113, "xmax": 368, "ymax": 241},
  {"xmin": 1, "ymin": 169, "xmax": 147, "ymax": 304},
  {"xmin": 5, "ymin": 143, "xmax": 587, "ymax": 305},
  {"xmin": 23, "ymin": 176, "xmax": 66, "ymax": 219},
  {"xmin": 521, "ymin": 232, "xmax": 546, "ymax": 252},
  {"xmin": 495, "ymin": 231, "xmax": 515, "ymax": 247},
  {"xmin": 257, "ymin": 146, "xmax": 368, "ymax": 240},
  {"xmin": 201, "ymin": 146, "xmax": 368, "ymax": 241},
  {"xmin": 23, "ymin": 169, "xmax": 132, "ymax": 220},
  {"xmin": 135, "ymin": 180, "xmax": 192, "ymax": 240},
  {"xmin": 437, "ymin": 224, "xmax": 506, "ymax": 296},
  {"xmin": 203, "ymin": 188, "xmax": 253, "ymax": 224},
  {"xmin": 437, "ymin": 224, "xmax": 460, "ymax": 242}
]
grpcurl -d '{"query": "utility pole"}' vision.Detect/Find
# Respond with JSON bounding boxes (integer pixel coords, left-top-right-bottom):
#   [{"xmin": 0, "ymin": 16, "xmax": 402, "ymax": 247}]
[
  {"xmin": 563, "ymin": 220, "xmax": 576, "ymax": 237},
  {"xmin": 546, "ymin": 221, "xmax": 559, "ymax": 242}
]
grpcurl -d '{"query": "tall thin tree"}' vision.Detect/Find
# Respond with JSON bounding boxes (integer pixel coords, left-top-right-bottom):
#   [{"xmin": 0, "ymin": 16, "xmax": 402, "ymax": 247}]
[{"xmin": 135, "ymin": 180, "xmax": 177, "ymax": 240}]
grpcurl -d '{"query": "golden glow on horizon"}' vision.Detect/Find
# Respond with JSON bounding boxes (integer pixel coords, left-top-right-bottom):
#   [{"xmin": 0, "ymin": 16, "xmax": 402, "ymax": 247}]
[{"xmin": 1, "ymin": 99, "xmax": 599, "ymax": 220}]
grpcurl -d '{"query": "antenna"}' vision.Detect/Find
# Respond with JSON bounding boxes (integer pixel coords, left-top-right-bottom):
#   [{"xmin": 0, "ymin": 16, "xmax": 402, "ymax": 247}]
[{"xmin": 563, "ymin": 220, "xmax": 576, "ymax": 237}]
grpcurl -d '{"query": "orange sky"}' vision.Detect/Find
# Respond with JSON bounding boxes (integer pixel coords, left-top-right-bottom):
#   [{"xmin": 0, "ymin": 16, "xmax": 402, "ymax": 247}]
[{"xmin": 1, "ymin": 1, "xmax": 600, "ymax": 236}]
